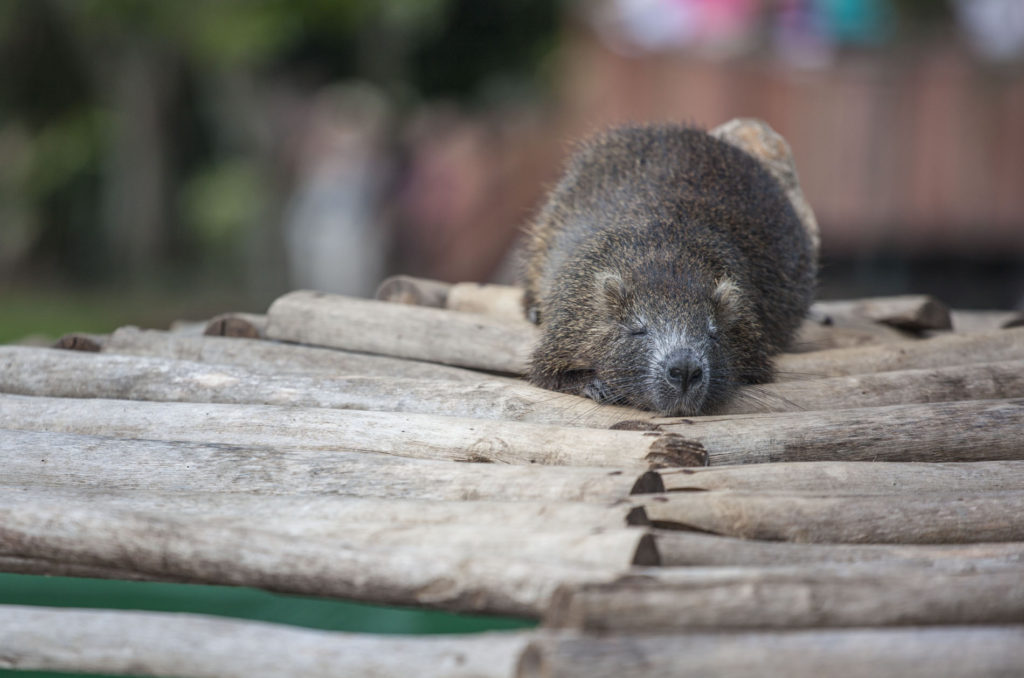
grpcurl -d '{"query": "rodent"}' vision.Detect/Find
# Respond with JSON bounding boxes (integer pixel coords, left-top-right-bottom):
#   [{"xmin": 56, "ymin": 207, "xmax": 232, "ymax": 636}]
[{"xmin": 520, "ymin": 123, "xmax": 817, "ymax": 416}]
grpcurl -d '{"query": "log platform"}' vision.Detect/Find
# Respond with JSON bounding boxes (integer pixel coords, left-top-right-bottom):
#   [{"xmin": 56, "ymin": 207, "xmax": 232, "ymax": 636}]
[{"xmin": 4, "ymin": 285, "xmax": 1024, "ymax": 677}]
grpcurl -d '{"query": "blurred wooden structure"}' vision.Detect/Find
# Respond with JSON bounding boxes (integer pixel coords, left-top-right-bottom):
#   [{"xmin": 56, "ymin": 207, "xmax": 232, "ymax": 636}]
[{"xmin": 2, "ymin": 284, "xmax": 1024, "ymax": 676}]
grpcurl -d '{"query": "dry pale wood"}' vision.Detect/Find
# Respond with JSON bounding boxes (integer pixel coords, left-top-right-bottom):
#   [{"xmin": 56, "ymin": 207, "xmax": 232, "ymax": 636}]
[
  {"xmin": 447, "ymin": 282, "xmax": 527, "ymax": 321},
  {"xmin": 775, "ymin": 326, "xmax": 1024, "ymax": 379},
  {"xmin": 791, "ymin": 316, "xmax": 913, "ymax": 351},
  {"xmin": 710, "ymin": 118, "xmax": 820, "ymax": 256},
  {"xmin": 375, "ymin": 274, "xmax": 452, "ymax": 307},
  {"xmin": 545, "ymin": 568, "xmax": 1024, "ymax": 631},
  {"xmin": 641, "ymin": 460, "xmax": 1024, "ymax": 495},
  {"xmin": 1, "ymin": 429, "xmax": 648, "ymax": 502},
  {"xmin": 265, "ymin": 290, "xmax": 537, "ymax": 374},
  {"xmin": 518, "ymin": 626, "xmax": 1024, "ymax": 678},
  {"xmin": 0, "ymin": 605, "xmax": 532, "ymax": 678},
  {"xmin": 0, "ymin": 346, "xmax": 647, "ymax": 428},
  {"xmin": 725, "ymin": 360, "xmax": 1024, "ymax": 414},
  {"xmin": 652, "ymin": 531, "xmax": 1024, "ymax": 568},
  {"xmin": 53, "ymin": 332, "xmax": 105, "ymax": 352},
  {"xmin": 951, "ymin": 309, "xmax": 1024, "ymax": 332},
  {"xmin": 0, "ymin": 394, "xmax": 702, "ymax": 468},
  {"xmin": 637, "ymin": 489, "xmax": 1024, "ymax": 543},
  {"xmin": 101, "ymin": 327, "xmax": 492, "ymax": 382},
  {"xmin": 203, "ymin": 312, "xmax": 266, "ymax": 338},
  {"xmin": 651, "ymin": 398, "xmax": 1024, "ymax": 464},
  {"xmin": 812, "ymin": 295, "xmax": 952, "ymax": 331},
  {"xmin": 0, "ymin": 498, "xmax": 645, "ymax": 615}
]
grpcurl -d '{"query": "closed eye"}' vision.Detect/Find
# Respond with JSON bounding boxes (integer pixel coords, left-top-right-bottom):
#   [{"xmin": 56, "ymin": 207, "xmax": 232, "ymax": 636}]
[{"xmin": 629, "ymin": 327, "xmax": 648, "ymax": 337}]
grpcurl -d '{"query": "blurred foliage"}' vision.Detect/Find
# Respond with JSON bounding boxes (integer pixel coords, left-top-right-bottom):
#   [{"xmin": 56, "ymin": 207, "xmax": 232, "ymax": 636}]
[{"xmin": 0, "ymin": 0, "xmax": 558, "ymax": 287}]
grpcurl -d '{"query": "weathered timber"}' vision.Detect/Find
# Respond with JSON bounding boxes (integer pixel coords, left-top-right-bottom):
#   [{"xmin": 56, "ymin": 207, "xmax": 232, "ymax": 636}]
[
  {"xmin": 1, "ymin": 429, "xmax": 645, "ymax": 502},
  {"xmin": 446, "ymin": 282, "xmax": 527, "ymax": 321},
  {"xmin": 375, "ymin": 274, "xmax": 452, "ymax": 307},
  {"xmin": 0, "ymin": 395, "xmax": 701, "ymax": 468},
  {"xmin": 53, "ymin": 332, "xmax": 105, "ymax": 352},
  {"xmin": 100, "ymin": 327, "xmax": 491, "ymax": 382},
  {"xmin": 652, "ymin": 531, "xmax": 1024, "ymax": 568},
  {"xmin": 545, "ymin": 568, "xmax": 1024, "ymax": 631},
  {"xmin": 518, "ymin": 627, "xmax": 1024, "ymax": 678},
  {"xmin": 724, "ymin": 360, "xmax": 1024, "ymax": 413},
  {"xmin": 813, "ymin": 295, "xmax": 952, "ymax": 331},
  {"xmin": 652, "ymin": 398, "xmax": 1024, "ymax": 464},
  {"xmin": 775, "ymin": 326, "xmax": 1024, "ymax": 379},
  {"xmin": 951, "ymin": 309, "xmax": 1024, "ymax": 332},
  {"xmin": 203, "ymin": 312, "xmax": 266, "ymax": 338},
  {"xmin": 0, "ymin": 605, "xmax": 532, "ymax": 678},
  {"xmin": 636, "ymin": 490, "xmax": 1024, "ymax": 542},
  {"xmin": 640, "ymin": 460, "xmax": 1024, "ymax": 494},
  {"xmin": 265, "ymin": 290, "xmax": 536, "ymax": 374},
  {"xmin": 791, "ymin": 316, "xmax": 914, "ymax": 351},
  {"xmin": 0, "ymin": 498, "xmax": 645, "ymax": 615},
  {"xmin": 0, "ymin": 346, "xmax": 647, "ymax": 428}
]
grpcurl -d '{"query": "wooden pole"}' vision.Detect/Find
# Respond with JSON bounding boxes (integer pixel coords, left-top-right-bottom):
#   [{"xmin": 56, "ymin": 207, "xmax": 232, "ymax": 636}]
[
  {"xmin": 652, "ymin": 398, "xmax": 1024, "ymax": 464},
  {"xmin": 100, "ymin": 327, "xmax": 491, "ymax": 382},
  {"xmin": 518, "ymin": 627, "xmax": 1024, "ymax": 678},
  {"xmin": 724, "ymin": 360, "xmax": 1024, "ymax": 414},
  {"xmin": 792, "ymin": 317, "xmax": 913, "ymax": 351},
  {"xmin": 775, "ymin": 327, "xmax": 1024, "ymax": 379},
  {"xmin": 2, "ymin": 429, "xmax": 645, "ymax": 503},
  {"xmin": 652, "ymin": 531, "xmax": 1024, "ymax": 568},
  {"xmin": 0, "ymin": 346, "xmax": 648, "ymax": 428},
  {"xmin": 812, "ymin": 295, "xmax": 952, "ymax": 331},
  {"xmin": 203, "ymin": 312, "xmax": 267, "ymax": 338},
  {"xmin": 640, "ymin": 460, "xmax": 1024, "ymax": 494},
  {"xmin": 375, "ymin": 275, "xmax": 452, "ymax": 307},
  {"xmin": 265, "ymin": 290, "xmax": 537, "ymax": 374},
  {"xmin": 0, "ymin": 394, "xmax": 704, "ymax": 468},
  {"xmin": 0, "ymin": 605, "xmax": 533, "ymax": 678},
  {"xmin": 544, "ymin": 567, "xmax": 1024, "ymax": 630},
  {"xmin": 636, "ymin": 490, "xmax": 1024, "ymax": 542},
  {"xmin": 446, "ymin": 282, "xmax": 527, "ymax": 321}
]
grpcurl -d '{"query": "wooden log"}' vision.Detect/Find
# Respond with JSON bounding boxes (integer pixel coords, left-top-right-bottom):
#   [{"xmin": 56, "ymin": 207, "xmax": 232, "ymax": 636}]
[
  {"xmin": 100, "ymin": 327, "xmax": 492, "ymax": 382},
  {"xmin": 0, "ymin": 346, "xmax": 646, "ymax": 428},
  {"xmin": 546, "ymin": 567, "xmax": 1024, "ymax": 631},
  {"xmin": 725, "ymin": 360, "xmax": 1024, "ymax": 414},
  {"xmin": 0, "ymin": 395, "xmax": 703, "ymax": 468},
  {"xmin": 636, "ymin": 490, "xmax": 1024, "ymax": 543},
  {"xmin": 0, "ymin": 605, "xmax": 532, "ymax": 678},
  {"xmin": 791, "ymin": 317, "xmax": 913, "ymax": 351},
  {"xmin": 1, "ymin": 429, "xmax": 647, "ymax": 502},
  {"xmin": 951, "ymin": 309, "xmax": 1024, "ymax": 332},
  {"xmin": 812, "ymin": 295, "xmax": 952, "ymax": 331},
  {"xmin": 203, "ymin": 312, "xmax": 267, "ymax": 338},
  {"xmin": 775, "ymin": 327, "xmax": 1024, "ymax": 379},
  {"xmin": 53, "ymin": 332, "xmax": 105, "ymax": 352},
  {"xmin": 652, "ymin": 530, "xmax": 1024, "ymax": 568},
  {"xmin": 518, "ymin": 627, "xmax": 1024, "ymax": 678},
  {"xmin": 639, "ymin": 460, "xmax": 1024, "ymax": 495},
  {"xmin": 652, "ymin": 398, "xmax": 1024, "ymax": 464},
  {"xmin": 265, "ymin": 290, "xmax": 537, "ymax": 374},
  {"xmin": 0, "ymin": 498, "xmax": 647, "ymax": 615},
  {"xmin": 375, "ymin": 274, "xmax": 452, "ymax": 307},
  {"xmin": 446, "ymin": 282, "xmax": 527, "ymax": 321}
]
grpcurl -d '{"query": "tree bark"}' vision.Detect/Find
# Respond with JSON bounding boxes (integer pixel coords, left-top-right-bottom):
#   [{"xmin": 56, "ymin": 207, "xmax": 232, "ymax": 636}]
[
  {"xmin": 0, "ymin": 394, "xmax": 701, "ymax": 468},
  {"xmin": 0, "ymin": 605, "xmax": 532, "ymax": 678},
  {"xmin": 636, "ymin": 490, "xmax": 1024, "ymax": 542},
  {"xmin": 265, "ymin": 290, "xmax": 537, "ymax": 374}
]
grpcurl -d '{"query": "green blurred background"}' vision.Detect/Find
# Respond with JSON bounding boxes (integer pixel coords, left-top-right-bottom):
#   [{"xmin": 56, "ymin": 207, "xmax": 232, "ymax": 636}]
[{"xmin": 2, "ymin": 0, "xmax": 1024, "ymax": 673}]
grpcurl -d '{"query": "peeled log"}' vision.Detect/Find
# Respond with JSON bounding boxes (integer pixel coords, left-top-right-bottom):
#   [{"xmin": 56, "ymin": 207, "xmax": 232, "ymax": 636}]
[
  {"xmin": 265, "ymin": 290, "xmax": 537, "ymax": 374},
  {"xmin": 100, "ymin": 327, "xmax": 490, "ymax": 382},
  {"xmin": 0, "ymin": 345, "xmax": 648, "ymax": 428},
  {"xmin": 0, "ymin": 394, "xmax": 702, "ymax": 468},
  {"xmin": 1, "ymin": 429, "xmax": 642, "ymax": 503},
  {"xmin": 446, "ymin": 282, "xmax": 527, "ymax": 321},
  {"xmin": 725, "ymin": 360, "xmax": 1024, "ymax": 414},
  {"xmin": 637, "ymin": 490, "xmax": 1024, "ymax": 543},
  {"xmin": 775, "ymin": 327, "xmax": 1024, "ymax": 379},
  {"xmin": 0, "ymin": 605, "xmax": 532, "ymax": 678}
]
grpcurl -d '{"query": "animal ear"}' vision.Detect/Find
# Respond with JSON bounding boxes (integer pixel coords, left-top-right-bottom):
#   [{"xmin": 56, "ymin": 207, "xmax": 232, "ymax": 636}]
[
  {"xmin": 595, "ymin": 271, "xmax": 628, "ymax": 312},
  {"xmin": 713, "ymin": 277, "xmax": 745, "ymax": 326}
]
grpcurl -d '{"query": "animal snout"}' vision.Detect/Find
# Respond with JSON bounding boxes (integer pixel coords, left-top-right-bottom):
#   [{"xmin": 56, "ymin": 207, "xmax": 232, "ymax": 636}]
[{"xmin": 663, "ymin": 349, "xmax": 704, "ymax": 393}]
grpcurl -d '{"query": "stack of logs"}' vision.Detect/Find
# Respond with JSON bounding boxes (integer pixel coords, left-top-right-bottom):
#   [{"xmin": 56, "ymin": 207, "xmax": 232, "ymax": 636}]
[{"xmin": 2, "ymin": 276, "xmax": 1024, "ymax": 677}]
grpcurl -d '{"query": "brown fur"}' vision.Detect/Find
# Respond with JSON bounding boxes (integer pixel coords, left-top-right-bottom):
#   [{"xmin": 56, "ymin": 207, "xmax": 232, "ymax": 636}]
[{"xmin": 520, "ymin": 123, "xmax": 816, "ymax": 415}]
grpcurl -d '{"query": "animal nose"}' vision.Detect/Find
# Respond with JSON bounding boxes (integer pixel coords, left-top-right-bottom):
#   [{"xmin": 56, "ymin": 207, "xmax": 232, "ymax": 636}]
[{"xmin": 665, "ymin": 350, "xmax": 703, "ymax": 392}]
